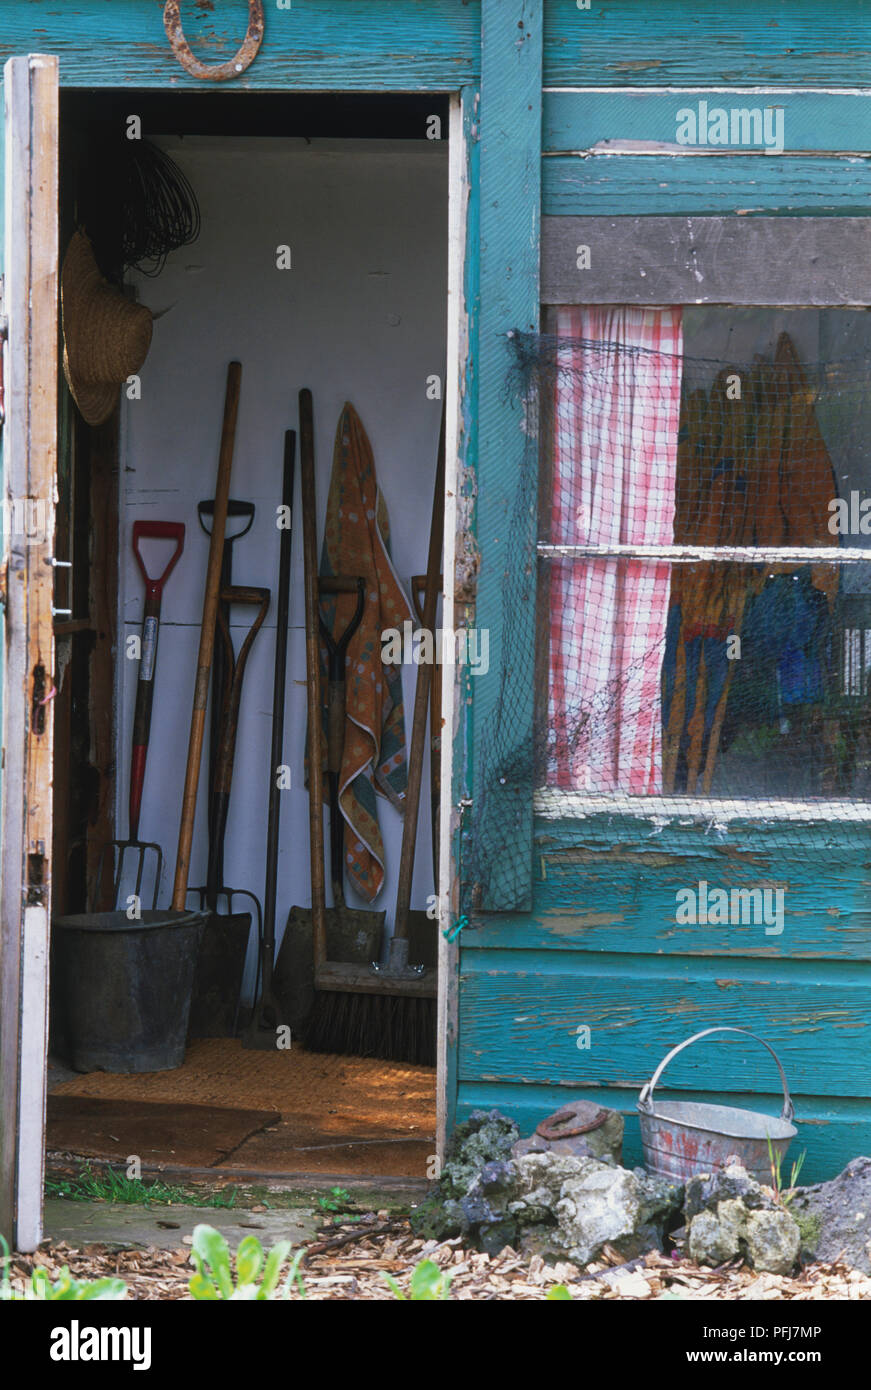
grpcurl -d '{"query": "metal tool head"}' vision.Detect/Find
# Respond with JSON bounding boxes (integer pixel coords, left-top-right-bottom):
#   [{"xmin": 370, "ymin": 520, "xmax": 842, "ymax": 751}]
[
  {"xmin": 93, "ymin": 837, "xmax": 164, "ymax": 913},
  {"xmin": 187, "ymin": 884, "xmax": 263, "ymax": 943}
]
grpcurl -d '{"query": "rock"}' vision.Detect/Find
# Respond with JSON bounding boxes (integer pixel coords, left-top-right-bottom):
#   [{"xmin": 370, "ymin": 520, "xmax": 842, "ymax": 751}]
[
  {"xmin": 439, "ymin": 1110, "xmax": 520, "ymax": 1198},
  {"xmin": 743, "ymin": 1209, "xmax": 801, "ymax": 1275},
  {"xmin": 410, "ymin": 1109, "xmax": 681, "ymax": 1266},
  {"xmin": 481, "ymin": 1151, "xmax": 681, "ymax": 1266},
  {"xmin": 409, "ymin": 1110, "xmax": 519, "ymax": 1240},
  {"xmin": 684, "ymin": 1161, "xmax": 800, "ymax": 1275},
  {"xmin": 511, "ymin": 1102, "xmax": 624, "ymax": 1165},
  {"xmin": 790, "ymin": 1156, "xmax": 871, "ymax": 1273},
  {"xmin": 688, "ymin": 1201, "xmax": 747, "ymax": 1267},
  {"xmin": 685, "ymin": 1164, "xmax": 774, "ymax": 1220}
]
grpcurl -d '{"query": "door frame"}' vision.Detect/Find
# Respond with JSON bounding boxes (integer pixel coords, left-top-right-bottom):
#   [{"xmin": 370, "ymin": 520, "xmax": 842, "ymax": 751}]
[
  {"xmin": 1, "ymin": 62, "xmax": 473, "ymax": 1245},
  {"xmin": 0, "ymin": 53, "xmax": 58, "ymax": 1253}
]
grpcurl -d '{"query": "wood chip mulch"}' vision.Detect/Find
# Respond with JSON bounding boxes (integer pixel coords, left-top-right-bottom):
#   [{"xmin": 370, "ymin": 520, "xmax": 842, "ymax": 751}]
[{"xmin": 9, "ymin": 1221, "xmax": 871, "ymax": 1301}]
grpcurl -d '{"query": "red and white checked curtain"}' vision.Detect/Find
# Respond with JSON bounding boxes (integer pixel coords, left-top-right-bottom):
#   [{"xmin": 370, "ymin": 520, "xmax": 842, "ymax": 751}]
[{"xmin": 548, "ymin": 306, "xmax": 683, "ymax": 793}]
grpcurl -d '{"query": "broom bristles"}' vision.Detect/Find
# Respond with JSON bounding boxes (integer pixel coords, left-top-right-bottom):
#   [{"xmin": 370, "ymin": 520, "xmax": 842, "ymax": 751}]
[{"xmin": 306, "ymin": 989, "xmax": 436, "ymax": 1067}]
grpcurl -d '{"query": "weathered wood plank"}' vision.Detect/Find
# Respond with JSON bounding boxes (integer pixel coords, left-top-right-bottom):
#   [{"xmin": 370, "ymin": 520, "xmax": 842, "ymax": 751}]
[
  {"xmin": 457, "ymin": 953, "xmax": 871, "ymax": 1097},
  {"xmin": 466, "ymin": 853, "xmax": 871, "ymax": 959},
  {"xmin": 541, "ymin": 214, "xmax": 871, "ymax": 305},
  {"xmin": 543, "ymin": 90, "xmax": 871, "ymax": 154},
  {"xmin": 543, "ymin": 0, "xmax": 871, "ymax": 88},
  {"xmin": 470, "ymin": 0, "xmax": 541, "ymax": 911},
  {"xmin": 534, "ymin": 811, "xmax": 871, "ymax": 856},
  {"xmin": 543, "ymin": 154, "xmax": 871, "ymax": 217},
  {"xmin": 457, "ymin": 1083, "xmax": 871, "ymax": 1182},
  {"xmin": 438, "ymin": 86, "xmax": 479, "ymax": 1157},
  {"xmin": 0, "ymin": 0, "xmax": 481, "ymax": 90},
  {"xmin": 0, "ymin": 53, "xmax": 58, "ymax": 1254},
  {"xmin": 465, "ymin": 812, "xmax": 871, "ymax": 955}
]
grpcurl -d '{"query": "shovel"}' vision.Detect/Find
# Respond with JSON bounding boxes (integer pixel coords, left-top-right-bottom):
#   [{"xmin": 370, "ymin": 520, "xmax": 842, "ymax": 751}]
[
  {"xmin": 245, "ymin": 430, "xmax": 295, "ymax": 1049},
  {"xmin": 273, "ymin": 574, "xmax": 385, "ymax": 1036},
  {"xmin": 197, "ymin": 496, "xmax": 256, "ymax": 891},
  {"xmin": 188, "ymin": 583, "xmax": 270, "ymax": 1038},
  {"xmin": 95, "ymin": 519, "xmax": 185, "ymax": 910}
]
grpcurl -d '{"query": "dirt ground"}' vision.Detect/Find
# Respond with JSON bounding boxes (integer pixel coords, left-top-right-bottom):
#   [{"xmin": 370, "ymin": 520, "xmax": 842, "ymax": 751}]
[{"xmin": 11, "ymin": 1215, "xmax": 871, "ymax": 1301}]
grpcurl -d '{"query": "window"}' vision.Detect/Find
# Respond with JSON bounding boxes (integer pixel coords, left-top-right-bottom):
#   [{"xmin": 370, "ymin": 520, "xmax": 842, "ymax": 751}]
[{"xmin": 535, "ymin": 304, "xmax": 871, "ymax": 813}]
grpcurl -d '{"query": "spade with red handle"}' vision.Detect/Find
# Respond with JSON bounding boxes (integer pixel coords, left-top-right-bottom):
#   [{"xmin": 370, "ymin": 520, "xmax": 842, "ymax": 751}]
[{"xmin": 95, "ymin": 519, "xmax": 185, "ymax": 909}]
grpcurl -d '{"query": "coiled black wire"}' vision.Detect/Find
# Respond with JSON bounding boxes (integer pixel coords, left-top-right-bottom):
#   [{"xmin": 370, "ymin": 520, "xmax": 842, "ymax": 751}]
[
  {"xmin": 80, "ymin": 131, "xmax": 201, "ymax": 282},
  {"xmin": 118, "ymin": 138, "xmax": 201, "ymax": 277}
]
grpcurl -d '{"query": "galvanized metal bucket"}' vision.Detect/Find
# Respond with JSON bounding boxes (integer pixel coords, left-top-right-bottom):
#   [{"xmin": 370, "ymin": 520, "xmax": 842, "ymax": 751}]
[{"xmin": 637, "ymin": 1026, "xmax": 797, "ymax": 1184}]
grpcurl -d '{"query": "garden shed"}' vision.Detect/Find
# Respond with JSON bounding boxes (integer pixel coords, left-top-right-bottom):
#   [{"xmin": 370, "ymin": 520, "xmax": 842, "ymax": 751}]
[{"xmin": 1, "ymin": 1, "xmax": 870, "ymax": 1254}]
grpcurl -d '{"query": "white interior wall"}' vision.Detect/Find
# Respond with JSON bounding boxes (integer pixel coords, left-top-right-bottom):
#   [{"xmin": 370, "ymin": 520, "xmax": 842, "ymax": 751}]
[{"xmin": 119, "ymin": 138, "xmax": 448, "ymax": 997}]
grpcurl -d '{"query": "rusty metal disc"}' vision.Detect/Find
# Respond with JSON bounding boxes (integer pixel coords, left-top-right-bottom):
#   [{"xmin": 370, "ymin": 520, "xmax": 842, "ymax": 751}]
[{"xmin": 536, "ymin": 1101, "xmax": 610, "ymax": 1141}]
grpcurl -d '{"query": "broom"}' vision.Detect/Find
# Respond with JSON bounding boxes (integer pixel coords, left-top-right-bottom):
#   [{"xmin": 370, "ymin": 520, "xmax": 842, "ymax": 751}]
[{"xmin": 303, "ymin": 388, "xmax": 442, "ymax": 1065}]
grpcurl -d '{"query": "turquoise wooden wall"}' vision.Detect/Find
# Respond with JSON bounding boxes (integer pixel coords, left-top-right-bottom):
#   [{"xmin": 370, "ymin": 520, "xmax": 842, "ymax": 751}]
[
  {"xmin": 460, "ymin": 818, "xmax": 871, "ymax": 1177},
  {"xmin": 1, "ymin": 0, "xmax": 870, "ymax": 1180},
  {"xmin": 455, "ymin": 0, "xmax": 871, "ymax": 1182},
  {"xmin": 0, "ymin": 1, "xmax": 481, "ymax": 89}
]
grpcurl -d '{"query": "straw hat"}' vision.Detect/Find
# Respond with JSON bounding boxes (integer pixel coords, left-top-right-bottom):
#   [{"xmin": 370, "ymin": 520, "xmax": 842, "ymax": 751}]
[{"xmin": 61, "ymin": 231, "xmax": 153, "ymax": 426}]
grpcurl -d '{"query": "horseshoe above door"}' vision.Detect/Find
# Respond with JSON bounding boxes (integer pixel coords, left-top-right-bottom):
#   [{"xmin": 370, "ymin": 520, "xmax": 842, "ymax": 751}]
[{"xmin": 163, "ymin": 1, "xmax": 265, "ymax": 82}]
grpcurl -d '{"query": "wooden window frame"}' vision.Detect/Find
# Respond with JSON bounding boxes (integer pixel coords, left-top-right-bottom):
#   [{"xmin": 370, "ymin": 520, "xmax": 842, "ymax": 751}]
[{"xmin": 537, "ymin": 217, "xmax": 871, "ymax": 822}]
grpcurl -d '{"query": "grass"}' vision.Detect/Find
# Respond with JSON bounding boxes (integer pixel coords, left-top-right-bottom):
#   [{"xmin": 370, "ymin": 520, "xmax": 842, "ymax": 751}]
[
  {"xmin": 46, "ymin": 1164, "xmax": 239, "ymax": 1209},
  {"xmin": 44, "ymin": 1164, "xmax": 414, "ymax": 1217},
  {"xmin": 315, "ymin": 1186, "xmax": 363, "ymax": 1224},
  {"xmin": 767, "ymin": 1139, "xmax": 807, "ymax": 1206}
]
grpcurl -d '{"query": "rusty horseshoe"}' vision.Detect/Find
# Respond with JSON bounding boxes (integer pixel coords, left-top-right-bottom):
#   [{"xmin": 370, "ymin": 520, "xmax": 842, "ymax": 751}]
[
  {"xmin": 536, "ymin": 1102, "xmax": 610, "ymax": 1141},
  {"xmin": 163, "ymin": 1, "xmax": 264, "ymax": 82}
]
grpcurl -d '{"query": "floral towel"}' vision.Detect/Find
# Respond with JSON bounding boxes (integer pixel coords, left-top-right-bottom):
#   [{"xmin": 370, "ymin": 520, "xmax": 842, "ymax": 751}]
[{"xmin": 319, "ymin": 403, "xmax": 412, "ymax": 902}]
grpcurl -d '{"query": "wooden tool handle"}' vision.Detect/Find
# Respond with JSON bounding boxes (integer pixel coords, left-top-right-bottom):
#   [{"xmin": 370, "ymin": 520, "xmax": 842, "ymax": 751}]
[
  {"xmin": 393, "ymin": 403, "xmax": 446, "ymax": 942},
  {"xmin": 299, "ymin": 388, "xmax": 329, "ymax": 972},
  {"xmin": 172, "ymin": 361, "xmax": 242, "ymax": 910}
]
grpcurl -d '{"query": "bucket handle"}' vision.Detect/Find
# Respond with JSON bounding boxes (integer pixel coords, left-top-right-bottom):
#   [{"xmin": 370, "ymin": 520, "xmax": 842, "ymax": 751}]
[{"xmin": 637, "ymin": 1026, "xmax": 794, "ymax": 1123}]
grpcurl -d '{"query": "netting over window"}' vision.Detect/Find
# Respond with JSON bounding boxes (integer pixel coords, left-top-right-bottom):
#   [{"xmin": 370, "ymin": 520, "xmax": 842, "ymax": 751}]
[{"xmin": 464, "ymin": 310, "xmax": 871, "ymax": 910}]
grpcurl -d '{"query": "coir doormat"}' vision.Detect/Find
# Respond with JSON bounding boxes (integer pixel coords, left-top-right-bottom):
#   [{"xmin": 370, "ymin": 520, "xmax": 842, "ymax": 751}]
[{"xmin": 47, "ymin": 1095, "xmax": 278, "ymax": 1168}]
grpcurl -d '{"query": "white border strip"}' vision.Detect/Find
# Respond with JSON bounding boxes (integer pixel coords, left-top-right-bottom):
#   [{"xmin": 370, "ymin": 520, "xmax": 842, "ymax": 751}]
[
  {"xmin": 542, "ymin": 146, "xmax": 871, "ymax": 159},
  {"xmin": 544, "ymin": 86, "xmax": 871, "ymax": 97},
  {"xmin": 436, "ymin": 90, "xmax": 467, "ymax": 1165},
  {"xmin": 535, "ymin": 789, "xmax": 871, "ymax": 822},
  {"xmin": 538, "ymin": 543, "xmax": 869, "ymax": 564}
]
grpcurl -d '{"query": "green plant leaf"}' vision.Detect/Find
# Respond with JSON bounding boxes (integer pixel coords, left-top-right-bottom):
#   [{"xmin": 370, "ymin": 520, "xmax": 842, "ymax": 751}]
[
  {"xmin": 546, "ymin": 1284, "xmax": 572, "ymax": 1300},
  {"xmin": 382, "ymin": 1272, "xmax": 406, "ymax": 1300},
  {"xmin": 408, "ymin": 1259, "xmax": 452, "ymax": 1301},
  {"xmin": 281, "ymin": 1248, "xmax": 308, "ymax": 1301},
  {"xmin": 191, "ymin": 1224, "xmax": 233, "ymax": 1299},
  {"xmin": 76, "ymin": 1278, "xmax": 128, "ymax": 1301},
  {"xmin": 260, "ymin": 1241, "xmax": 292, "ymax": 1297},
  {"xmin": 188, "ymin": 1271, "xmax": 219, "ymax": 1301},
  {"xmin": 234, "ymin": 1235, "xmax": 265, "ymax": 1287},
  {"xmin": 45, "ymin": 1268, "xmax": 76, "ymax": 1300}
]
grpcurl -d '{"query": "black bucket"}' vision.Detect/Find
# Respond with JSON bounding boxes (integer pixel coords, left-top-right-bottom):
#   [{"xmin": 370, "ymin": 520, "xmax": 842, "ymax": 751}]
[{"xmin": 51, "ymin": 910, "xmax": 205, "ymax": 1073}]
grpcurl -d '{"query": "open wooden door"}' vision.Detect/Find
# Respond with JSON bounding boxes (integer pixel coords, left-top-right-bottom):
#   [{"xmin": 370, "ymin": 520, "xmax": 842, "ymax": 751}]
[{"xmin": 0, "ymin": 54, "xmax": 58, "ymax": 1254}]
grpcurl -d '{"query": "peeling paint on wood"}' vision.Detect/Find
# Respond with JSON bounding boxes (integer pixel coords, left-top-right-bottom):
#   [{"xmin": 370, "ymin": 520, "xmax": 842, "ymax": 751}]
[
  {"xmin": 458, "ymin": 961, "xmax": 871, "ymax": 1096},
  {"xmin": 543, "ymin": 90, "xmax": 871, "ymax": 155},
  {"xmin": 543, "ymin": 0, "xmax": 871, "ymax": 88},
  {"xmin": 471, "ymin": 0, "xmax": 541, "ymax": 911},
  {"xmin": 455, "ymin": 1082, "xmax": 871, "ymax": 1182},
  {"xmin": 0, "ymin": 1, "xmax": 482, "ymax": 91},
  {"xmin": 543, "ymin": 154, "xmax": 871, "ymax": 217}
]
